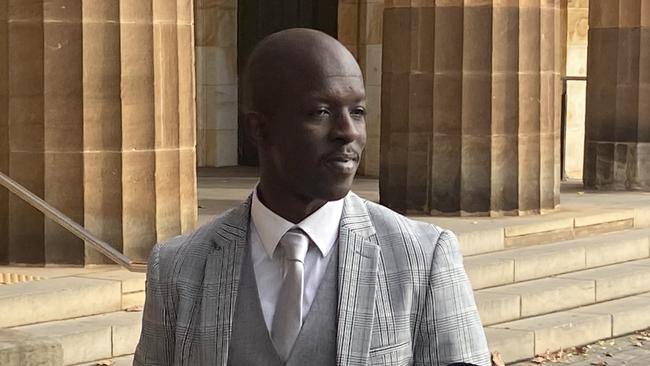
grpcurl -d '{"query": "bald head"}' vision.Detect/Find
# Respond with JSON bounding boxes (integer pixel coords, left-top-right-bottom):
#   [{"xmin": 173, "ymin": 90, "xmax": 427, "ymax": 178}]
[
  {"xmin": 243, "ymin": 28, "xmax": 362, "ymax": 114},
  {"xmin": 241, "ymin": 28, "xmax": 367, "ymax": 222}
]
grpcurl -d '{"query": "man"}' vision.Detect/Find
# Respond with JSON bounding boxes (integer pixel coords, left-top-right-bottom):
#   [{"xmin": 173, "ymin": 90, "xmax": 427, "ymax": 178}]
[{"xmin": 134, "ymin": 28, "xmax": 490, "ymax": 366}]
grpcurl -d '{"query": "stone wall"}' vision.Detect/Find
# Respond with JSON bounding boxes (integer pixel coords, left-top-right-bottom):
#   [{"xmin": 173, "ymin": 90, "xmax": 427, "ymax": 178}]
[
  {"xmin": 585, "ymin": 1, "xmax": 650, "ymax": 190},
  {"xmin": 195, "ymin": 0, "xmax": 238, "ymax": 167}
]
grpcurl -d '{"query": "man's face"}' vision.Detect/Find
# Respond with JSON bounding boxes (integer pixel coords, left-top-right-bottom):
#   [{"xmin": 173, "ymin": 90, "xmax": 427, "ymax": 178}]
[{"xmin": 261, "ymin": 67, "xmax": 367, "ymax": 203}]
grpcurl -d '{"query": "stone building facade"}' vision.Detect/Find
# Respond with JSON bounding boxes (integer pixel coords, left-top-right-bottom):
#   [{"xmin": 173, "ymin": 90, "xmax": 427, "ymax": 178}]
[{"xmin": 0, "ymin": 0, "xmax": 647, "ymax": 265}]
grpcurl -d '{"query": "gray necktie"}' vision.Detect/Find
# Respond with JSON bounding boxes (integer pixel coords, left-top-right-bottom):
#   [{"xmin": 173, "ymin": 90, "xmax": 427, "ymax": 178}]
[{"xmin": 271, "ymin": 229, "xmax": 309, "ymax": 361}]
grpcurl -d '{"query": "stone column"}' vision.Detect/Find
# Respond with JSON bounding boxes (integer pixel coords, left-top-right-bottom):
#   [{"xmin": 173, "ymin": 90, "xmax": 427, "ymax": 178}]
[
  {"xmin": 0, "ymin": 0, "xmax": 196, "ymax": 265},
  {"xmin": 584, "ymin": 1, "xmax": 650, "ymax": 190},
  {"xmin": 381, "ymin": 0, "xmax": 562, "ymax": 216},
  {"xmin": 0, "ymin": 1, "xmax": 8, "ymax": 263}
]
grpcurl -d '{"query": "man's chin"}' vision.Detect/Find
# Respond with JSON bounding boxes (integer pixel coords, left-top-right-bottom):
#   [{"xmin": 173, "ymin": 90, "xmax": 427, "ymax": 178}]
[{"xmin": 318, "ymin": 184, "xmax": 353, "ymax": 202}]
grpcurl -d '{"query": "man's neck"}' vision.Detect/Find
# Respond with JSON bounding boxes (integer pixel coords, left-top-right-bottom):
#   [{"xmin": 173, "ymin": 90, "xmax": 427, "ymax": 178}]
[{"xmin": 256, "ymin": 182, "xmax": 327, "ymax": 224}]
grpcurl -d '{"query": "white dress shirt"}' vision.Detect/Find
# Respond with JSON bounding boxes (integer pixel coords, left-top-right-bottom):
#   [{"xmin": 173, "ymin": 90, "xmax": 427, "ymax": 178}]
[{"xmin": 249, "ymin": 188, "xmax": 344, "ymax": 332}]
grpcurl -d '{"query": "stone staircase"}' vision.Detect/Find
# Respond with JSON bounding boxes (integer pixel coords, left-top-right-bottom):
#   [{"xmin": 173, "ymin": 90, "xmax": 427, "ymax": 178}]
[
  {"xmin": 441, "ymin": 205, "xmax": 650, "ymax": 363},
  {"xmin": 3, "ymin": 202, "xmax": 650, "ymax": 365},
  {"xmin": 0, "ymin": 267, "xmax": 144, "ymax": 365}
]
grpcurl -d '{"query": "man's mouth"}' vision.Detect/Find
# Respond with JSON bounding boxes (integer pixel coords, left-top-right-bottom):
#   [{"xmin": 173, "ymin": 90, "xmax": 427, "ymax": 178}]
[
  {"xmin": 324, "ymin": 153, "xmax": 359, "ymax": 174},
  {"xmin": 327, "ymin": 153, "xmax": 358, "ymax": 163}
]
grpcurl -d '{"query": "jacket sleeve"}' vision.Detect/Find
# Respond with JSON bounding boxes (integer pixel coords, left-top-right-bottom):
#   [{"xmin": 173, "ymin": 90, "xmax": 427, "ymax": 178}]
[
  {"xmin": 133, "ymin": 244, "xmax": 175, "ymax": 366},
  {"xmin": 413, "ymin": 229, "xmax": 491, "ymax": 366}
]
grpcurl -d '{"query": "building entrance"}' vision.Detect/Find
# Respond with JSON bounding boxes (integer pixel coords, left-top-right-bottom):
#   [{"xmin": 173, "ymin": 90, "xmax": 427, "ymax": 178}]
[{"xmin": 236, "ymin": 0, "xmax": 338, "ymax": 166}]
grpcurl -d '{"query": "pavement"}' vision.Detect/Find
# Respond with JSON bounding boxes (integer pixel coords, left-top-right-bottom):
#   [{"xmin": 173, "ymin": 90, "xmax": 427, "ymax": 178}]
[
  {"xmin": 509, "ymin": 329, "xmax": 650, "ymax": 366},
  {"xmin": 197, "ymin": 166, "xmax": 650, "ymax": 230}
]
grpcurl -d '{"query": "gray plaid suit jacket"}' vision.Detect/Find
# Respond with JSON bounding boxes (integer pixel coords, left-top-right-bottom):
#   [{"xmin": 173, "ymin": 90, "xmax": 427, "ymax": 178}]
[{"xmin": 134, "ymin": 192, "xmax": 490, "ymax": 366}]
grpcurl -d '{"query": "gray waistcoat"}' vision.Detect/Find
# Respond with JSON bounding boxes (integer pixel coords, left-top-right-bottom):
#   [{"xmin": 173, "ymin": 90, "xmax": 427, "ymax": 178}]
[{"xmin": 228, "ymin": 244, "xmax": 338, "ymax": 366}]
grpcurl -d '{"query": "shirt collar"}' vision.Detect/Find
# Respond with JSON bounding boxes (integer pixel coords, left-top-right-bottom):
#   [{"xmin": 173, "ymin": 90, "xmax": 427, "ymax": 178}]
[{"xmin": 251, "ymin": 187, "xmax": 344, "ymax": 259}]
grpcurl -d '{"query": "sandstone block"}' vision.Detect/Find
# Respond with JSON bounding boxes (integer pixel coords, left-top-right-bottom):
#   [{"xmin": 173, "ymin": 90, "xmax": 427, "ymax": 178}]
[
  {"xmin": 464, "ymin": 256, "xmax": 514, "ymax": 289},
  {"xmin": 481, "ymin": 277, "xmax": 595, "ymax": 318},
  {"xmin": 13, "ymin": 311, "xmax": 142, "ymax": 365},
  {"xmin": 0, "ymin": 329, "xmax": 62, "ymax": 366},
  {"xmin": 78, "ymin": 269, "xmax": 145, "ymax": 293},
  {"xmin": 493, "ymin": 312, "xmax": 611, "ymax": 354},
  {"xmin": 474, "ymin": 291, "xmax": 520, "ymax": 325},
  {"xmin": 0, "ymin": 277, "xmax": 121, "ymax": 328},
  {"xmin": 558, "ymin": 261, "xmax": 650, "ymax": 301},
  {"xmin": 574, "ymin": 295, "xmax": 650, "ymax": 336},
  {"xmin": 484, "ymin": 327, "xmax": 534, "ymax": 364}
]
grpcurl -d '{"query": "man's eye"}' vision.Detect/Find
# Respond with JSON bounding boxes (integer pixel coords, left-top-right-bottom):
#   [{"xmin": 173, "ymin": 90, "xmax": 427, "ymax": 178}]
[
  {"xmin": 351, "ymin": 107, "xmax": 366, "ymax": 118},
  {"xmin": 314, "ymin": 109, "xmax": 330, "ymax": 117}
]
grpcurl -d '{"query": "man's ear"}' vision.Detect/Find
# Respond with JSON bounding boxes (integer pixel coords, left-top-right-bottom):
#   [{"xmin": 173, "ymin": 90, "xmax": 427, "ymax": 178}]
[{"xmin": 245, "ymin": 111, "xmax": 267, "ymax": 147}]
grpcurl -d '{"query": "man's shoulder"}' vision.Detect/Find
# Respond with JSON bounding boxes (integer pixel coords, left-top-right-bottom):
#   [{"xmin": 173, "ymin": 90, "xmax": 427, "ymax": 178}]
[
  {"xmin": 150, "ymin": 204, "xmax": 249, "ymax": 271},
  {"xmin": 349, "ymin": 192, "xmax": 448, "ymax": 252},
  {"xmin": 153, "ymin": 221, "xmax": 214, "ymax": 259},
  {"xmin": 360, "ymin": 197, "xmax": 443, "ymax": 236}
]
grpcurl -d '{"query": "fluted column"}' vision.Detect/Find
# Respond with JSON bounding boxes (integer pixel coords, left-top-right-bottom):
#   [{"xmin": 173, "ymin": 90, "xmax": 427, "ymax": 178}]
[
  {"xmin": 0, "ymin": 1, "xmax": 9, "ymax": 263},
  {"xmin": 584, "ymin": 1, "xmax": 650, "ymax": 190},
  {"xmin": 380, "ymin": 0, "xmax": 562, "ymax": 216},
  {"xmin": 0, "ymin": 0, "xmax": 196, "ymax": 265}
]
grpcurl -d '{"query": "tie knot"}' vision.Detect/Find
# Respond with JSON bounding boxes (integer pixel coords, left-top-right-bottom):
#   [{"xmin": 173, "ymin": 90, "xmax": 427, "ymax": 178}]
[{"xmin": 279, "ymin": 229, "xmax": 309, "ymax": 263}]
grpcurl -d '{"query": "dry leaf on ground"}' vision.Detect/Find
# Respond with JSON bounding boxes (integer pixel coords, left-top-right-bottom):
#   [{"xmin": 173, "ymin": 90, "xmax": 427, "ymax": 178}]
[
  {"xmin": 531, "ymin": 356, "xmax": 547, "ymax": 364},
  {"xmin": 94, "ymin": 360, "xmax": 114, "ymax": 366},
  {"xmin": 491, "ymin": 351, "xmax": 505, "ymax": 366},
  {"xmin": 125, "ymin": 306, "xmax": 144, "ymax": 312}
]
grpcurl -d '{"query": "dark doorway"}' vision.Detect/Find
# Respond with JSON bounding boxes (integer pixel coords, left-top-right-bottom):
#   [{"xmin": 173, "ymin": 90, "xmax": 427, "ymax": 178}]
[{"xmin": 237, "ymin": 0, "xmax": 339, "ymax": 166}]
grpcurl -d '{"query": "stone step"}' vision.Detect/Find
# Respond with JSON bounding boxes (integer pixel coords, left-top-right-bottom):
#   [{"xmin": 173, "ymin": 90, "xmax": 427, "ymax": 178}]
[
  {"xmin": 475, "ymin": 257, "xmax": 650, "ymax": 325},
  {"xmin": 486, "ymin": 292, "xmax": 650, "ymax": 363},
  {"xmin": 0, "ymin": 329, "xmax": 62, "ymax": 366},
  {"xmin": 12, "ymin": 311, "xmax": 143, "ymax": 366},
  {"xmin": 425, "ymin": 204, "xmax": 650, "ymax": 257},
  {"xmin": 74, "ymin": 355, "xmax": 134, "ymax": 366},
  {"xmin": 75, "ymin": 270, "xmax": 146, "ymax": 309},
  {"xmin": 0, "ymin": 277, "xmax": 123, "ymax": 328},
  {"xmin": 464, "ymin": 228, "xmax": 650, "ymax": 289}
]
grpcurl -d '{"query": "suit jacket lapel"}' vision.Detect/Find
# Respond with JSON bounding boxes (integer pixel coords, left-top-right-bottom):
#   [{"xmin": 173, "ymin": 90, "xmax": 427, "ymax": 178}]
[
  {"xmin": 337, "ymin": 193, "xmax": 379, "ymax": 366},
  {"xmin": 200, "ymin": 196, "xmax": 251, "ymax": 366}
]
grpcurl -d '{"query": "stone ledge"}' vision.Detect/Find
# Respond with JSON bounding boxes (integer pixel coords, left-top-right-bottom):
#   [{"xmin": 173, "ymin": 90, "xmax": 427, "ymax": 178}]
[
  {"xmin": 0, "ymin": 277, "xmax": 122, "ymax": 328},
  {"xmin": 574, "ymin": 209, "xmax": 635, "ymax": 227},
  {"xmin": 465, "ymin": 256, "xmax": 514, "ymax": 290},
  {"xmin": 0, "ymin": 329, "xmax": 62, "ymax": 366},
  {"xmin": 74, "ymin": 354, "xmax": 134, "ymax": 366},
  {"xmin": 12, "ymin": 311, "xmax": 142, "ymax": 366},
  {"xmin": 491, "ymin": 312, "xmax": 612, "ymax": 356},
  {"xmin": 485, "ymin": 327, "xmax": 534, "ymax": 364},
  {"xmin": 478, "ymin": 277, "xmax": 595, "ymax": 320},
  {"xmin": 573, "ymin": 294, "xmax": 650, "ymax": 336},
  {"xmin": 76, "ymin": 270, "xmax": 146, "ymax": 293},
  {"xmin": 465, "ymin": 228, "xmax": 650, "ymax": 289},
  {"xmin": 558, "ymin": 261, "xmax": 650, "ymax": 302}
]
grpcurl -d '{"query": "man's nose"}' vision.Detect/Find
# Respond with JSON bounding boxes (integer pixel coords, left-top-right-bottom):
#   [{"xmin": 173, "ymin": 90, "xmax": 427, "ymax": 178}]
[{"xmin": 331, "ymin": 110, "xmax": 364, "ymax": 143}]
